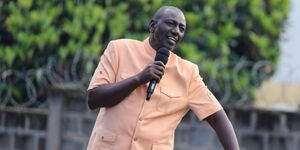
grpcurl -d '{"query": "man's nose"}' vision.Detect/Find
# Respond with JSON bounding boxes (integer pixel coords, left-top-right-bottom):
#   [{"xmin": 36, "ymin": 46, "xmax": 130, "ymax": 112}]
[{"xmin": 171, "ymin": 26, "xmax": 180, "ymax": 35}]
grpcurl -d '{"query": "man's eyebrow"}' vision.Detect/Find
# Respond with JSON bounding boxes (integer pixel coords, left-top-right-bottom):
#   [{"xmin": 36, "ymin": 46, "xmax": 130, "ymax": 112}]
[
  {"xmin": 165, "ymin": 19, "xmax": 185, "ymax": 24},
  {"xmin": 164, "ymin": 18, "xmax": 175, "ymax": 21},
  {"xmin": 179, "ymin": 23, "xmax": 186, "ymax": 27},
  {"xmin": 163, "ymin": 18, "xmax": 186, "ymax": 26}
]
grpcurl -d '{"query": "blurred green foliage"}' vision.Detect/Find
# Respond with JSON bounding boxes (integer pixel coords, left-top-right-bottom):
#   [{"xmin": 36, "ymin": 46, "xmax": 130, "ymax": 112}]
[{"xmin": 0, "ymin": 0, "xmax": 290, "ymax": 104}]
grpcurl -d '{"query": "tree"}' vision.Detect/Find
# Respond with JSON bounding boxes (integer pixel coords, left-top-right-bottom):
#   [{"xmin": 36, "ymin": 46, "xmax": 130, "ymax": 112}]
[{"xmin": 0, "ymin": 0, "xmax": 290, "ymax": 106}]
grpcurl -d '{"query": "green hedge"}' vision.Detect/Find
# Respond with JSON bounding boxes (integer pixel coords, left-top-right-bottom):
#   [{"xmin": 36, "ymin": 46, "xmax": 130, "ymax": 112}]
[{"xmin": 0, "ymin": 0, "xmax": 290, "ymax": 105}]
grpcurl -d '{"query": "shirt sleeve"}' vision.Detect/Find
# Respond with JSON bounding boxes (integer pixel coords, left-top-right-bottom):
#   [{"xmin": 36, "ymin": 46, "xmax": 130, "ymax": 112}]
[
  {"xmin": 87, "ymin": 41, "xmax": 118, "ymax": 90},
  {"xmin": 188, "ymin": 65, "xmax": 223, "ymax": 120}
]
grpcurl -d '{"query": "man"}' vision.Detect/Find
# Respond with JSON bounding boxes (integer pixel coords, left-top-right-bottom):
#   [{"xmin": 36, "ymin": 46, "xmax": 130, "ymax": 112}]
[{"xmin": 87, "ymin": 6, "xmax": 239, "ymax": 150}]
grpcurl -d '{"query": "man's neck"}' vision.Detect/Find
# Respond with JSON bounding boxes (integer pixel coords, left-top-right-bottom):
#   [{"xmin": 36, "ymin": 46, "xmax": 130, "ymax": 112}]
[{"xmin": 148, "ymin": 36, "xmax": 160, "ymax": 51}]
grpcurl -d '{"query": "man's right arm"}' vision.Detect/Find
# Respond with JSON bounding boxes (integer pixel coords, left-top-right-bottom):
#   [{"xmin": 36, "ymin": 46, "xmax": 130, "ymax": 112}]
[
  {"xmin": 87, "ymin": 74, "xmax": 141, "ymax": 109},
  {"xmin": 87, "ymin": 61, "xmax": 165, "ymax": 109}
]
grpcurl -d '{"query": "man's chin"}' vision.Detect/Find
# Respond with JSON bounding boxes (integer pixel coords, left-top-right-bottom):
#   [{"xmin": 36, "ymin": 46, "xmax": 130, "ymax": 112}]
[{"xmin": 163, "ymin": 44, "xmax": 176, "ymax": 51}]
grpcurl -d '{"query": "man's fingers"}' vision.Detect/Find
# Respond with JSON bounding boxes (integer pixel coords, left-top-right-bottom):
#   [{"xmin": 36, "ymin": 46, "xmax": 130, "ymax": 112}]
[
  {"xmin": 152, "ymin": 74, "xmax": 161, "ymax": 83},
  {"xmin": 152, "ymin": 62, "xmax": 165, "ymax": 72},
  {"xmin": 154, "ymin": 69, "xmax": 164, "ymax": 77},
  {"xmin": 154, "ymin": 66, "xmax": 164, "ymax": 73},
  {"xmin": 153, "ymin": 61, "xmax": 165, "ymax": 68},
  {"xmin": 141, "ymin": 61, "xmax": 166, "ymax": 83}
]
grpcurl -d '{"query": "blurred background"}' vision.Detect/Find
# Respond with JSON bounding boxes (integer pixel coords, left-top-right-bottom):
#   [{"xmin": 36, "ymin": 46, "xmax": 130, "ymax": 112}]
[{"xmin": 0, "ymin": 0, "xmax": 299, "ymax": 150}]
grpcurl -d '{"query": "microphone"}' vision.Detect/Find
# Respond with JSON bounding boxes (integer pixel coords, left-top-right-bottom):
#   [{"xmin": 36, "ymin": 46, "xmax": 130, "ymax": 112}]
[{"xmin": 146, "ymin": 48, "xmax": 170, "ymax": 100}]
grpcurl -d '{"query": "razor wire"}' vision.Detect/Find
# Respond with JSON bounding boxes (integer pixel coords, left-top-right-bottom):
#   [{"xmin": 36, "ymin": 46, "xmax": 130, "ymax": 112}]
[
  {"xmin": 0, "ymin": 50, "xmax": 275, "ymax": 108},
  {"xmin": 0, "ymin": 50, "xmax": 98, "ymax": 108}
]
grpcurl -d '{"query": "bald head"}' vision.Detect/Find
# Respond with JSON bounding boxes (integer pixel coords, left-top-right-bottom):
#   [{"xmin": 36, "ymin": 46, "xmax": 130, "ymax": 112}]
[{"xmin": 152, "ymin": 6, "xmax": 185, "ymax": 21}]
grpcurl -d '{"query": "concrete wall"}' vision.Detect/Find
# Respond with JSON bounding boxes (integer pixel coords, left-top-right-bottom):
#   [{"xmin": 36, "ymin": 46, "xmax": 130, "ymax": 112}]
[{"xmin": 0, "ymin": 85, "xmax": 299, "ymax": 150}]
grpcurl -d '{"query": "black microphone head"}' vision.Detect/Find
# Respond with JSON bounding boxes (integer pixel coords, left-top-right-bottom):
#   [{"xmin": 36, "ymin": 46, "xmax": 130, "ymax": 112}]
[{"xmin": 155, "ymin": 48, "xmax": 170, "ymax": 65}]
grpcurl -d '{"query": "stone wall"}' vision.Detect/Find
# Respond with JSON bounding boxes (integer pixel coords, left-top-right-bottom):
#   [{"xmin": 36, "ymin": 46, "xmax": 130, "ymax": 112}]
[{"xmin": 0, "ymin": 84, "xmax": 299, "ymax": 150}]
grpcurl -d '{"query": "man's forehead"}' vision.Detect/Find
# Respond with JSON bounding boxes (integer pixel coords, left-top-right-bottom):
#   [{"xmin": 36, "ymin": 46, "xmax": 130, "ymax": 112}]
[{"xmin": 157, "ymin": 8, "xmax": 186, "ymax": 25}]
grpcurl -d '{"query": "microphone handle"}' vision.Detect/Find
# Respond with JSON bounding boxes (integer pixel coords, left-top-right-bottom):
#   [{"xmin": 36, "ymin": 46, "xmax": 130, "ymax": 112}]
[{"xmin": 146, "ymin": 80, "xmax": 156, "ymax": 100}]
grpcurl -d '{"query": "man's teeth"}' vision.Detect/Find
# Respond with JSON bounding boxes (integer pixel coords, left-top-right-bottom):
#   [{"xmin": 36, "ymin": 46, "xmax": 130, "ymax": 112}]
[{"xmin": 168, "ymin": 37, "xmax": 176, "ymax": 42}]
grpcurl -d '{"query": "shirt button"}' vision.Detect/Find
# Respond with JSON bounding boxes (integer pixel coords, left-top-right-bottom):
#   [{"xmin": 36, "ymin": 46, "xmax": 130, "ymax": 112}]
[
  {"xmin": 134, "ymin": 137, "xmax": 138, "ymax": 141},
  {"xmin": 139, "ymin": 117, "xmax": 144, "ymax": 121}
]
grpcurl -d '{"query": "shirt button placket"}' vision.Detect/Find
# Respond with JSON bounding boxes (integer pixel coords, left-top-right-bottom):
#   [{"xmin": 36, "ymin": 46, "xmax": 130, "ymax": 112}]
[
  {"xmin": 139, "ymin": 116, "xmax": 144, "ymax": 121},
  {"xmin": 130, "ymin": 101, "xmax": 147, "ymax": 150},
  {"xmin": 132, "ymin": 117, "xmax": 143, "ymax": 147}
]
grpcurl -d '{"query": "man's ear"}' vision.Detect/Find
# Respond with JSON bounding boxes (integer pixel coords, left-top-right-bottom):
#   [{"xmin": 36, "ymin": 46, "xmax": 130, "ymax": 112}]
[{"xmin": 149, "ymin": 19, "xmax": 156, "ymax": 33}]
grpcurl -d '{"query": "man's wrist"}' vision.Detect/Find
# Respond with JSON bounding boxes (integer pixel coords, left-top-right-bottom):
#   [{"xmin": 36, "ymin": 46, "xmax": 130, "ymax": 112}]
[{"xmin": 132, "ymin": 75, "xmax": 143, "ymax": 86}]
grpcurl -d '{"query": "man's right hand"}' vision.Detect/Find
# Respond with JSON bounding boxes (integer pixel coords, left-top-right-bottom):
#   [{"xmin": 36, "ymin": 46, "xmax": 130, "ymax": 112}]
[{"xmin": 136, "ymin": 61, "xmax": 166, "ymax": 85}]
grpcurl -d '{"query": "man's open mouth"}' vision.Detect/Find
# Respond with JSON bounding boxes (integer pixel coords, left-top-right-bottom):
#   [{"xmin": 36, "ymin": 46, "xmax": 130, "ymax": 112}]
[{"xmin": 167, "ymin": 36, "xmax": 177, "ymax": 44}]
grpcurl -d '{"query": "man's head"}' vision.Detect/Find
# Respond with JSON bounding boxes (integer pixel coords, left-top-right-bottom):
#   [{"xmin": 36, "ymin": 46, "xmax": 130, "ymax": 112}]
[{"xmin": 149, "ymin": 6, "xmax": 186, "ymax": 51}]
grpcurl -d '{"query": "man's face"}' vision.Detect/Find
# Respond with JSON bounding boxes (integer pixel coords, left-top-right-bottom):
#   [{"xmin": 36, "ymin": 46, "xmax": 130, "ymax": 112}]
[{"xmin": 150, "ymin": 9, "xmax": 186, "ymax": 51}]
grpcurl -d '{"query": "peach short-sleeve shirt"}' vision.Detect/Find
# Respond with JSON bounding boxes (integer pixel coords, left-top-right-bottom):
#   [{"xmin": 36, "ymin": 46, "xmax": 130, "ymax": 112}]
[{"xmin": 86, "ymin": 38, "xmax": 222, "ymax": 150}]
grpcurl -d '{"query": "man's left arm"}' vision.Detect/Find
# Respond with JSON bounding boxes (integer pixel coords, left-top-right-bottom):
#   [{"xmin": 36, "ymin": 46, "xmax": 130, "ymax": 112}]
[{"xmin": 205, "ymin": 109, "xmax": 240, "ymax": 150}]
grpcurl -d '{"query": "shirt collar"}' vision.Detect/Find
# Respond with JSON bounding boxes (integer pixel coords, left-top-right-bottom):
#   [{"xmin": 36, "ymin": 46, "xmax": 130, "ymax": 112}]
[
  {"xmin": 143, "ymin": 37, "xmax": 156, "ymax": 57},
  {"xmin": 143, "ymin": 37, "xmax": 174, "ymax": 69}
]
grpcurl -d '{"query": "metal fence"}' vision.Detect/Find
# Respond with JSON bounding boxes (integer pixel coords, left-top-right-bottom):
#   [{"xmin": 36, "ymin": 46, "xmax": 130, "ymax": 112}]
[{"xmin": 0, "ymin": 50, "xmax": 275, "ymax": 108}]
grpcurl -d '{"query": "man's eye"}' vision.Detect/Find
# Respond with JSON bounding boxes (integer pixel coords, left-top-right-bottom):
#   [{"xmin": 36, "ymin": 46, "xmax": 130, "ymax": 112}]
[
  {"xmin": 180, "ymin": 27, "xmax": 185, "ymax": 32},
  {"xmin": 166, "ymin": 22, "xmax": 174, "ymax": 25}
]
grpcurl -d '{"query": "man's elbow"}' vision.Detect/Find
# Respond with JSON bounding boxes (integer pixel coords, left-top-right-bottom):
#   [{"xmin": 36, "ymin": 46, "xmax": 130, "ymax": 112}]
[{"xmin": 87, "ymin": 90, "xmax": 98, "ymax": 110}]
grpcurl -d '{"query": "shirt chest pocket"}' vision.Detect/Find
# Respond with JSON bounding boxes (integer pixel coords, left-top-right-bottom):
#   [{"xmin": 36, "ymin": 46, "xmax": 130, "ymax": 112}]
[
  {"xmin": 95, "ymin": 129, "xmax": 118, "ymax": 150},
  {"xmin": 156, "ymin": 87, "xmax": 187, "ymax": 114}
]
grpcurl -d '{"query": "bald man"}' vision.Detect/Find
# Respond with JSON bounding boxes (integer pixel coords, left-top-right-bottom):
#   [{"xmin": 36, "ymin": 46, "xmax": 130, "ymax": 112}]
[{"xmin": 87, "ymin": 6, "xmax": 239, "ymax": 150}]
